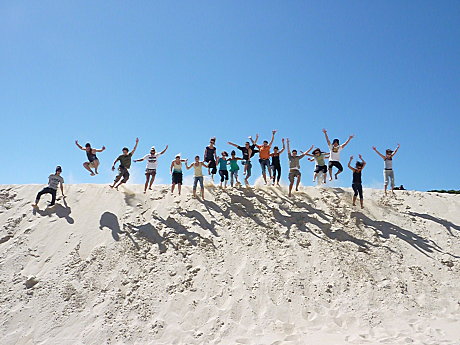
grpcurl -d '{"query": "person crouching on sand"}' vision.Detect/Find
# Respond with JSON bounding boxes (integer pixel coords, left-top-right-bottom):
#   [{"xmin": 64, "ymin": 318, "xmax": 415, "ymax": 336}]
[
  {"xmin": 75, "ymin": 140, "xmax": 106, "ymax": 176},
  {"xmin": 32, "ymin": 166, "xmax": 65, "ymax": 208},
  {"xmin": 170, "ymin": 154, "xmax": 187, "ymax": 195},
  {"xmin": 110, "ymin": 138, "xmax": 139, "ymax": 190},
  {"xmin": 348, "ymin": 155, "xmax": 366, "ymax": 208},
  {"xmin": 186, "ymin": 156, "xmax": 209, "ymax": 199}
]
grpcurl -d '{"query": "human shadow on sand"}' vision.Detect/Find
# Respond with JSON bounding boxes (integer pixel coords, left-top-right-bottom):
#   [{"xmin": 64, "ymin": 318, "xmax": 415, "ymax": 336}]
[
  {"xmin": 99, "ymin": 211, "xmax": 139, "ymax": 249},
  {"xmin": 124, "ymin": 222, "xmax": 169, "ymax": 253},
  {"xmin": 408, "ymin": 211, "xmax": 460, "ymax": 237},
  {"xmin": 350, "ymin": 211, "xmax": 456, "ymax": 258},
  {"xmin": 181, "ymin": 210, "xmax": 219, "ymax": 237},
  {"xmin": 34, "ymin": 198, "xmax": 74, "ymax": 224}
]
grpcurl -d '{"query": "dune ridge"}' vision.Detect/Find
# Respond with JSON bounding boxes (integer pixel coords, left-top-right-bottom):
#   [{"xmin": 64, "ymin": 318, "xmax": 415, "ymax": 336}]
[{"xmin": 0, "ymin": 184, "xmax": 459, "ymax": 345}]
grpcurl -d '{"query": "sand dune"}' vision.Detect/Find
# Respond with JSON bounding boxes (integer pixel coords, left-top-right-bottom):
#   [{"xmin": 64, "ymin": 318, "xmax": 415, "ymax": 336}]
[{"xmin": 0, "ymin": 184, "xmax": 459, "ymax": 345}]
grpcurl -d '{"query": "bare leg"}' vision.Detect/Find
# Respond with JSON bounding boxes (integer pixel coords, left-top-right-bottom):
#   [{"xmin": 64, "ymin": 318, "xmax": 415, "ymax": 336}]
[
  {"xmin": 171, "ymin": 184, "xmax": 175, "ymax": 194},
  {"xmin": 384, "ymin": 184, "xmax": 388, "ymax": 195},
  {"xmin": 149, "ymin": 175, "xmax": 155, "ymax": 190},
  {"xmin": 83, "ymin": 162, "xmax": 95, "ymax": 176},
  {"xmin": 329, "ymin": 168, "xmax": 333, "ymax": 181},
  {"xmin": 93, "ymin": 160, "xmax": 100, "ymax": 174},
  {"xmin": 295, "ymin": 176, "xmax": 301, "ymax": 191},
  {"xmin": 288, "ymin": 181, "xmax": 294, "ymax": 197},
  {"xmin": 352, "ymin": 195, "xmax": 357, "ymax": 206},
  {"xmin": 144, "ymin": 175, "xmax": 150, "ymax": 193},
  {"xmin": 335, "ymin": 170, "xmax": 342, "ymax": 179},
  {"xmin": 201, "ymin": 188, "xmax": 205, "ymax": 199},
  {"xmin": 193, "ymin": 189, "xmax": 197, "ymax": 198},
  {"xmin": 262, "ymin": 173, "xmax": 267, "ymax": 184},
  {"xmin": 178, "ymin": 184, "xmax": 182, "ymax": 195},
  {"xmin": 360, "ymin": 198, "xmax": 364, "ymax": 208}
]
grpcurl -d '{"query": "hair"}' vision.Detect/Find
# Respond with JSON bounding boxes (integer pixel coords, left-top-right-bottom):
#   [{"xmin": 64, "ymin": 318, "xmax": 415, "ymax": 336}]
[
  {"xmin": 122, "ymin": 147, "xmax": 129, "ymax": 152},
  {"xmin": 292, "ymin": 149, "xmax": 298, "ymax": 153},
  {"xmin": 245, "ymin": 141, "xmax": 250, "ymax": 145},
  {"xmin": 210, "ymin": 137, "xmax": 216, "ymax": 142},
  {"xmin": 222, "ymin": 151, "xmax": 228, "ymax": 157},
  {"xmin": 55, "ymin": 166, "xmax": 62, "ymax": 173},
  {"xmin": 356, "ymin": 161, "xmax": 363, "ymax": 168},
  {"xmin": 263, "ymin": 140, "xmax": 268, "ymax": 144},
  {"xmin": 386, "ymin": 149, "xmax": 393, "ymax": 154},
  {"xmin": 274, "ymin": 146, "xmax": 279, "ymax": 150},
  {"xmin": 312, "ymin": 148, "xmax": 321, "ymax": 155},
  {"xmin": 332, "ymin": 139, "xmax": 340, "ymax": 145},
  {"xmin": 231, "ymin": 150, "xmax": 236, "ymax": 155},
  {"xmin": 195, "ymin": 155, "xmax": 200, "ymax": 159},
  {"xmin": 85, "ymin": 143, "xmax": 91, "ymax": 148}
]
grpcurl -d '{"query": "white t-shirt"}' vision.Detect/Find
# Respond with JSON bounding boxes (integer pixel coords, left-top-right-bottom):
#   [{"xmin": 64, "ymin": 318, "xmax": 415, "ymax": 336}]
[
  {"xmin": 328, "ymin": 144, "xmax": 343, "ymax": 162},
  {"xmin": 48, "ymin": 174, "xmax": 64, "ymax": 190},
  {"xmin": 142, "ymin": 153, "xmax": 162, "ymax": 169}
]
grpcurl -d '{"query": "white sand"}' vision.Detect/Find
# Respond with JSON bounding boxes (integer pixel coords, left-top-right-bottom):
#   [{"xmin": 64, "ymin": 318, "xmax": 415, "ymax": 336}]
[{"xmin": 0, "ymin": 184, "xmax": 459, "ymax": 345}]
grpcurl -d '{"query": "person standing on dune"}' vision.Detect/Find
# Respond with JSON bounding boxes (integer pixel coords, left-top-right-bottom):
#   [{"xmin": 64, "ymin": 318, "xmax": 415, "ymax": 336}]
[
  {"xmin": 75, "ymin": 140, "xmax": 106, "ymax": 176},
  {"xmin": 322, "ymin": 128, "xmax": 354, "ymax": 181},
  {"xmin": 227, "ymin": 137, "xmax": 258, "ymax": 186},
  {"xmin": 204, "ymin": 137, "xmax": 218, "ymax": 181},
  {"xmin": 348, "ymin": 155, "xmax": 366, "ymax": 208},
  {"xmin": 286, "ymin": 139, "xmax": 313, "ymax": 197},
  {"xmin": 251, "ymin": 130, "xmax": 277, "ymax": 184},
  {"xmin": 134, "ymin": 145, "xmax": 168, "ymax": 193},
  {"xmin": 110, "ymin": 138, "xmax": 139, "ymax": 190},
  {"xmin": 32, "ymin": 166, "xmax": 65, "ymax": 208},
  {"xmin": 372, "ymin": 144, "xmax": 400, "ymax": 195}
]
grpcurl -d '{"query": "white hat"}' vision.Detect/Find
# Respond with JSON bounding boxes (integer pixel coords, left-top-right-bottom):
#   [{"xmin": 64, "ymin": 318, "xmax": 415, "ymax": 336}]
[{"xmin": 150, "ymin": 146, "xmax": 156, "ymax": 151}]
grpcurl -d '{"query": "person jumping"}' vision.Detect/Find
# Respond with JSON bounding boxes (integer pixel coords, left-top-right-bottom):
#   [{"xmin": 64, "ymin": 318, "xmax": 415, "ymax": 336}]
[
  {"xmin": 135, "ymin": 145, "xmax": 168, "ymax": 193},
  {"xmin": 322, "ymin": 128, "xmax": 354, "ymax": 181},
  {"xmin": 251, "ymin": 130, "xmax": 277, "ymax": 184},
  {"xmin": 75, "ymin": 140, "xmax": 106, "ymax": 176},
  {"xmin": 110, "ymin": 138, "xmax": 139, "ymax": 190},
  {"xmin": 270, "ymin": 138, "xmax": 286, "ymax": 186},
  {"xmin": 348, "ymin": 155, "xmax": 366, "ymax": 208},
  {"xmin": 204, "ymin": 137, "xmax": 218, "ymax": 181}
]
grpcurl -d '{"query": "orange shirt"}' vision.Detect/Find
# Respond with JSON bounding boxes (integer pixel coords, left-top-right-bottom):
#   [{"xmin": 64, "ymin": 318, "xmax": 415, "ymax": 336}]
[{"xmin": 257, "ymin": 145, "xmax": 271, "ymax": 160}]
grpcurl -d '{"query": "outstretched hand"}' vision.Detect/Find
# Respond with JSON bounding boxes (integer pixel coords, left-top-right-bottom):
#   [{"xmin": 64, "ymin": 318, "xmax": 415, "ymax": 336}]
[
  {"xmin": 350, "ymin": 134, "xmax": 355, "ymax": 139},
  {"xmin": 272, "ymin": 129, "xmax": 277, "ymax": 134},
  {"xmin": 358, "ymin": 154, "xmax": 363, "ymax": 159},
  {"xmin": 135, "ymin": 137, "xmax": 139, "ymax": 143},
  {"xmin": 102, "ymin": 146, "xmax": 106, "ymax": 150},
  {"xmin": 322, "ymin": 128, "xmax": 327, "ymax": 133},
  {"xmin": 372, "ymin": 146, "xmax": 376, "ymax": 150},
  {"xmin": 75, "ymin": 140, "xmax": 78, "ymax": 145},
  {"xmin": 349, "ymin": 155, "xmax": 354, "ymax": 160},
  {"xmin": 112, "ymin": 166, "xmax": 115, "ymax": 171}
]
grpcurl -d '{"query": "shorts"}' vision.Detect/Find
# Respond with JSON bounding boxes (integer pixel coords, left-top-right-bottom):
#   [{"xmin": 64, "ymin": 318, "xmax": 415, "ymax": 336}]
[
  {"xmin": 315, "ymin": 165, "xmax": 327, "ymax": 174},
  {"xmin": 288, "ymin": 170, "xmax": 301, "ymax": 183},
  {"xmin": 205, "ymin": 159, "xmax": 217, "ymax": 175},
  {"xmin": 219, "ymin": 170, "xmax": 229, "ymax": 182},
  {"xmin": 259, "ymin": 159, "xmax": 271, "ymax": 174},
  {"xmin": 328, "ymin": 161, "xmax": 343, "ymax": 172},
  {"xmin": 145, "ymin": 168, "xmax": 157, "ymax": 177},
  {"xmin": 172, "ymin": 172, "xmax": 183, "ymax": 184},
  {"xmin": 193, "ymin": 176, "xmax": 204, "ymax": 190},
  {"xmin": 88, "ymin": 159, "xmax": 98, "ymax": 168},
  {"xmin": 115, "ymin": 166, "xmax": 130, "ymax": 183},
  {"xmin": 384, "ymin": 170, "xmax": 395, "ymax": 187}
]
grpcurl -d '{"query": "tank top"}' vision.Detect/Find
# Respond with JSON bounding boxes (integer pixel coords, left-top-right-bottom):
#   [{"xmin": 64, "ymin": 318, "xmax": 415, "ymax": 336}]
[
  {"xmin": 352, "ymin": 170, "xmax": 362, "ymax": 184},
  {"xmin": 194, "ymin": 163, "xmax": 203, "ymax": 177},
  {"xmin": 87, "ymin": 150, "xmax": 97, "ymax": 162},
  {"xmin": 229, "ymin": 159, "xmax": 239, "ymax": 172},
  {"xmin": 205, "ymin": 146, "xmax": 216, "ymax": 161},
  {"xmin": 271, "ymin": 155, "xmax": 280, "ymax": 167},
  {"xmin": 384, "ymin": 158, "xmax": 393, "ymax": 170},
  {"xmin": 173, "ymin": 162, "xmax": 182, "ymax": 173}
]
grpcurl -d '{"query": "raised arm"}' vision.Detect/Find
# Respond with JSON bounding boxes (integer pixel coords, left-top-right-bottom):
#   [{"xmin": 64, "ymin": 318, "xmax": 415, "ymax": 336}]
[
  {"xmin": 278, "ymin": 138, "xmax": 286, "ymax": 155},
  {"xmin": 359, "ymin": 154, "xmax": 366, "ymax": 168},
  {"xmin": 95, "ymin": 146, "xmax": 106, "ymax": 153},
  {"xmin": 391, "ymin": 144, "xmax": 400, "ymax": 157},
  {"xmin": 286, "ymin": 138, "xmax": 291, "ymax": 155},
  {"xmin": 341, "ymin": 134, "xmax": 354, "ymax": 148},
  {"xmin": 130, "ymin": 138, "xmax": 139, "ymax": 155},
  {"xmin": 250, "ymin": 134, "xmax": 259, "ymax": 145},
  {"xmin": 75, "ymin": 140, "xmax": 85, "ymax": 150},
  {"xmin": 322, "ymin": 129, "xmax": 331, "ymax": 147},
  {"xmin": 160, "ymin": 145, "xmax": 169, "ymax": 155},
  {"xmin": 268, "ymin": 130, "xmax": 277, "ymax": 146},
  {"xmin": 348, "ymin": 156, "xmax": 355, "ymax": 171},
  {"xmin": 300, "ymin": 145, "xmax": 314, "ymax": 158},
  {"xmin": 227, "ymin": 141, "xmax": 238, "ymax": 148},
  {"xmin": 372, "ymin": 146, "xmax": 386, "ymax": 159}
]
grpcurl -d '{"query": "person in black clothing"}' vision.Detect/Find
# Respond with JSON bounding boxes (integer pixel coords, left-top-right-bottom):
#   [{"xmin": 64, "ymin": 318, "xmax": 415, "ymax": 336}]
[
  {"xmin": 348, "ymin": 154, "xmax": 366, "ymax": 208},
  {"xmin": 204, "ymin": 137, "xmax": 218, "ymax": 181},
  {"xmin": 269, "ymin": 138, "xmax": 285, "ymax": 186},
  {"xmin": 75, "ymin": 140, "xmax": 106, "ymax": 176},
  {"xmin": 228, "ymin": 136, "xmax": 259, "ymax": 186}
]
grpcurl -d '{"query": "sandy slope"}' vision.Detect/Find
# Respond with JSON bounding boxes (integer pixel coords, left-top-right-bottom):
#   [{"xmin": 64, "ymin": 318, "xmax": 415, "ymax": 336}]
[{"xmin": 0, "ymin": 184, "xmax": 459, "ymax": 345}]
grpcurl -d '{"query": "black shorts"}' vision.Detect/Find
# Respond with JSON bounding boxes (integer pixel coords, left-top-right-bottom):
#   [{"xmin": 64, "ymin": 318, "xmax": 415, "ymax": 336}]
[
  {"xmin": 315, "ymin": 165, "xmax": 327, "ymax": 174},
  {"xmin": 172, "ymin": 172, "xmax": 183, "ymax": 184},
  {"xmin": 328, "ymin": 161, "xmax": 343, "ymax": 172},
  {"xmin": 145, "ymin": 169, "xmax": 157, "ymax": 177},
  {"xmin": 205, "ymin": 158, "xmax": 217, "ymax": 174}
]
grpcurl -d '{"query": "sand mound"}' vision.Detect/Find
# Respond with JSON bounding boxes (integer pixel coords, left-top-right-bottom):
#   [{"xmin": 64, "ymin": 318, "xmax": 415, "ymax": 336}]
[{"xmin": 0, "ymin": 184, "xmax": 459, "ymax": 344}]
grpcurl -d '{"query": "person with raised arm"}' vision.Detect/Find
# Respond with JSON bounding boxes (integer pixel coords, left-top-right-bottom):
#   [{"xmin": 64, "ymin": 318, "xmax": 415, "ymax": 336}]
[
  {"xmin": 286, "ymin": 138, "xmax": 313, "ymax": 197},
  {"xmin": 170, "ymin": 154, "xmax": 187, "ymax": 195},
  {"xmin": 305, "ymin": 148, "xmax": 330, "ymax": 184},
  {"xmin": 322, "ymin": 129, "xmax": 354, "ymax": 181},
  {"xmin": 32, "ymin": 166, "xmax": 65, "ymax": 208},
  {"xmin": 110, "ymin": 138, "xmax": 139, "ymax": 190},
  {"xmin": 134, "ymin": 145, "xmax": 168, "ymax": 193},
  {"xmin": 269, "ymin": 138, "xmax": 286, "ymax": 186},
  {"xmin": 227, "ymin": 136, "xmax": 258, "ymax": 186},
  {"xmin": 348, "ymin": 155, "xmax": 366, "ymax": 208},
  {"xmin": 252, "ymin": 130, "xmax": 277, "ymax": 184},
  {"xmin": 204, "ymin": 137, "xmax": 218, "ymax": 181},
  {"xmin": 75, "ymin": 140, "xmax": 106, "ymax": 176},
  {"xmin": 186, "ymin": 156, "xmax": 209, "ymax": 199},
  {"xmin": 372, "ymin": 144, "xmax": 400, "ymax": 195}
]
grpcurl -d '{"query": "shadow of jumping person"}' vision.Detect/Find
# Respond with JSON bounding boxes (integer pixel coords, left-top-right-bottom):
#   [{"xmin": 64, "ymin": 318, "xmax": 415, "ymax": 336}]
[
  {"xmin": 408, "ymin": 211, "xmax": 460, "ymax": 237},
  {"xmin": 351, "ymin": 211, "xmax": 451, "ymax": 258},
  {"xmin": 124, "ymin": 222, "xmax": 169, "ymax": 253},
  {"xmin": 99, "ymin": 211, "xmax": 124, "ymax": 241},
  {"xmin": 181, "ymin": 210, "xmax": 219, "ymax": 237}
]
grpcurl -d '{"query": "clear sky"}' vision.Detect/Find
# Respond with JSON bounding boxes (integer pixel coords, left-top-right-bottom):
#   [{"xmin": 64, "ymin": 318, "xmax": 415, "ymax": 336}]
[{"xmin": 1, "ymin": 1, "xmax": 459, "ymax": 191}]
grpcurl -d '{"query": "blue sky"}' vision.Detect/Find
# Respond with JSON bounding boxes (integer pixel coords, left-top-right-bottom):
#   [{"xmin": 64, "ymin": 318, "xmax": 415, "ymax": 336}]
[{"xmin": 1, "ymin": 1, "xmax": 459, "ymax": 191}]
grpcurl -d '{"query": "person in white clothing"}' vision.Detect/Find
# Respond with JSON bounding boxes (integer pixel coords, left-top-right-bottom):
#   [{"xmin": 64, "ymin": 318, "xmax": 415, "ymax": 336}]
[
  {"xmin": 135, "ymin": 145, "xmax": 168, "ymax": 193},
  {"xmin": 322, "ymin": 128, "xmax": 354, "ymax": 181}
]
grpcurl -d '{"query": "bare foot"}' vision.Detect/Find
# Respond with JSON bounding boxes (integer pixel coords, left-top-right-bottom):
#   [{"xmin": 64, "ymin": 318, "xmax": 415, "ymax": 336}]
[
  {"xmin": 90, "ymin": 172, "xmax": 95, "ymax": 176},
  {"xmin": 32, "ymin": 203, "xmax": 38, "ymax": 208},
  {"xmin": 329, "ymin": 177, "xmax": 333, "ymax": 181},
  {"xmin": 109, "ymin": 185, "xmax": 114, "ymax": 189}
]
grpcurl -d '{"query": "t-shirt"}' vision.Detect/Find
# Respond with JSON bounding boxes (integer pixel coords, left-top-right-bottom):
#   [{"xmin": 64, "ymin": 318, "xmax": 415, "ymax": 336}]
[
  {"xmin": 314, "ymin": 154, "xmax": 326, "ymax": 166},
  {"xmin": 288, "ymin": 153, "xmax": 301, "ymax": 170},
  {"xmin": 329, "ymin": 144, "xmax": 343, "ymax": 162},
  {"xmin": 205, "ymin": 146, "xmax": 216, "ymax": 161},
  {"xmin": 48, "ymin": 174, "xmax": 64, "ymax": 190},
  {"xmin": 142, "ymin": 153, "xmax": 162, "ymax": 169},
  {"xmin": 218, "ymin": 158, "xmax": 228, "ymax": 170},
  {"xmin": 229, "ymin": 159, "xmax": 239, "ymax": 172},
  {"xmin": 237, "ymin": 145, "xmax": 258, "ymax": 160},
  {"xmin": 257, "ymin": 144, "xmax": 271, "ymax": 160},
  {"xmin": 118, "ymin": 152, "xmax": 133, "ymax": 169}
]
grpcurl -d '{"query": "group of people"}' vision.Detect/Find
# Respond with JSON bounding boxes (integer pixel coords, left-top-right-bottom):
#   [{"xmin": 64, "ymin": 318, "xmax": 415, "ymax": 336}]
[{"xmin": 32, "ymin": 131, "xmax": 401, "ymax": 209}]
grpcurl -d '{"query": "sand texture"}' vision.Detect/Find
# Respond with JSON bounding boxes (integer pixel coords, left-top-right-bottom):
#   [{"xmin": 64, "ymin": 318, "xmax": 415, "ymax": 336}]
[{"xmin": 0, "ymin": 184, "xmax": 459, "ymax": 345}]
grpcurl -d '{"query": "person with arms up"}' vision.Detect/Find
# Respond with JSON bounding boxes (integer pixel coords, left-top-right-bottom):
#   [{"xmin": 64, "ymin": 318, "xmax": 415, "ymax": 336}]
[
  {"xmin": 110, "ymin": 138, "xmax": 139, "ymax": 190},
  {"xmin": 32, "ymin": 166, "xmax": 65, "ymax": 208},
  {"xmin": 372, "ymin": 144, "xmax": 400, "ymax": 195},
  {"xmin": 186, "ymin": 156, "xmax": 209, "ymax": 199},
  {"xmin": 322, "ymin": 128, "xmax": 354, "ymax": 181},
  {"xmin": 135, "ymin": 145, "xmax": 168, "ymax": 193},
  {"xmin": 270, "ymin": 138, "xmax": 286, "ymax": 186},
  {"xmin": 348, "ymin": 155, "xmax": 366, "ymax": 208},
  {"xmin": 286, "ymin": 139, "xmax": 313, "ymax": 197},
  {"xmin": 227, "ymin": 136, "xmax": 258, "ymax": 186},
  {"xmin": 75, "ymin": 140, "xmax": 106, "ymax": 176},
  {"xmin": 305, "ymin": 148, "xmax": 330, "ymax": 185},
  {"xmin": 251, "ymin": 130, "xmax": 277, "ymax": 184}
]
